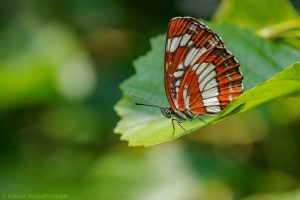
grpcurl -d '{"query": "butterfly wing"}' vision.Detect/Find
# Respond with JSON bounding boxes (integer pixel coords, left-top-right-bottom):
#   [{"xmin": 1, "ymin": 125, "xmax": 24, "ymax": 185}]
[
  {"xmin": 177, "ymin": 47, "xmax": 243, "ymax": 116},
  {"xmin": 164, "ymin": 17, "xmax": 243, "ymax": 116}
]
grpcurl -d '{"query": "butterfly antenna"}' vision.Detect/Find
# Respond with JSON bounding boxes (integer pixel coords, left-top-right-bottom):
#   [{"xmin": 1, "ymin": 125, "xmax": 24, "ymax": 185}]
[
  {"xmin": 134, "ymin": 102, "xmax": 162, "ymax": 109},
  {"xmin": 131, "ymin": 93, "xmax": 163, "ymax": 109},
  {"xmin": 131, "ymin": 93, "xmax": 147, "ymax": 101}
]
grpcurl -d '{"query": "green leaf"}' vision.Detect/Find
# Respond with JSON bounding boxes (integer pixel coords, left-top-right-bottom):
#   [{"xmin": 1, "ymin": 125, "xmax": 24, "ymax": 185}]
[
  {"xmin": 258, "ymin": 20, "xmax": 300, "ymax": 50},
  {"xmin": 114, "ymin": 23, "xmax": 300, "ymax": 147},
  {"xmin": 213, "ymin": 0, "xmax": 299, "ymax": 30},
  {"xmin": 258, "ymin": 20, "xmax": 300, "ymax": 39},
  {"xmin": 213, "ymin": 0, "xmax": 300, "ymax": 50}
]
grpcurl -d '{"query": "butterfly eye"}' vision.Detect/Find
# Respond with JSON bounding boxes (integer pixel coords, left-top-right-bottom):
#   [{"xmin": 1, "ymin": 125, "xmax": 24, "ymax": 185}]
[{"xmin": 161, "ymin": 108, "xmax": 172, "ymax": 118}]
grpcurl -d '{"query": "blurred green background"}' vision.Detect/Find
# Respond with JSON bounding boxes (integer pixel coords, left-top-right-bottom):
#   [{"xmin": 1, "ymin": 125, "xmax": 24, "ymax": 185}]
[{"xmin": 0, "ymin": 0, "xmax": 300, "ymax": 199}]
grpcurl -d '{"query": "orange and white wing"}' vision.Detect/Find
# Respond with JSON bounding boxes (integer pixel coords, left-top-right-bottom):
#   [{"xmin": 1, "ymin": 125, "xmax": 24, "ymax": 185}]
[{"xmin": 164, "ymin": 17, "xmax": 243, "ymax": 116}]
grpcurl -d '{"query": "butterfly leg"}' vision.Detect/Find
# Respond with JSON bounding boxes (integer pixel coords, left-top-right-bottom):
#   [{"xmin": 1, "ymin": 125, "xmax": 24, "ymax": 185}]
[
  {"xmin": 177, "ymin": 120, "xmax": 188, "ymax": 133},
  {"xmin": 197, "ymin": 113, "xmax": 219, "ymax": 123},
  {"xmin": 198, "ymin": 117, "xmax": 208, "ymax": 124},
  {"xmin": 171, "ymin": 118, "xmax": 176, "ymax": 137},
  {"xmin": 171, "ymin": 118, "xmax": 188, "ymax": 138},
  {"xmin": 192, "ymin": 113, "xmax": 208, "ymax": 124}
]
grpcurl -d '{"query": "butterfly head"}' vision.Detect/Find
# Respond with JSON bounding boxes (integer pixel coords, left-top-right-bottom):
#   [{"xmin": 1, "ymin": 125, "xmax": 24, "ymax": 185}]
[
  {"xmin": 135, "ymin": 102, "xmax": 173, "ymax": 118},
  {"xmin": 160, "ymin": 107, "xmax": 172, "ymax": 118}
]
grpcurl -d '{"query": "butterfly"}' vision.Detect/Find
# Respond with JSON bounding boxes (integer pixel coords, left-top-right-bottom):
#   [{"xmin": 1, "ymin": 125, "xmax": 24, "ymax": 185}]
[{"xmin": 136, "ymin": 16, "xmax": 243, "ymax": 136}]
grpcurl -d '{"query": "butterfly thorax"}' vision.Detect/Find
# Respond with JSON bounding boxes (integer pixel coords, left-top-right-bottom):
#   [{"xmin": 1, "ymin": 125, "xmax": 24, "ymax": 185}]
[{"xmin": 160, "ymin": 107, "xmax": 193, "ymax": 121}]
